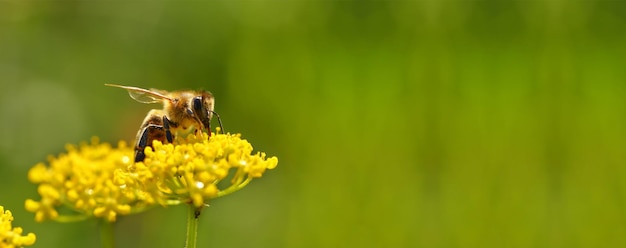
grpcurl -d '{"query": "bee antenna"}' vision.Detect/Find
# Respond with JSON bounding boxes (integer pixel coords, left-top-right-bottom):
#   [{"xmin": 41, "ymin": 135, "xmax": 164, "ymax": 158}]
[{"xmin": 211, "ymin": 111, "xmax": 224, "ymax": 134}]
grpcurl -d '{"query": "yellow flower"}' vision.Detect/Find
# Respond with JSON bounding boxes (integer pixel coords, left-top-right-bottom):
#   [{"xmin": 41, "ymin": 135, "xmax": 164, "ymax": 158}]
[
  {"xmin": 123, "ymin": 131, "xmax": 278, "ymax": 208},
  {"xmin": 25, "ymin": 137, "xmax": 152, "ymax": 222},
  {"xmin": 1, "ymin": 205, "xmax": 36, "ymax": 247},
  {"xmin": 26, "ymin": 131, "xmax": 278, "ymax": 222}
]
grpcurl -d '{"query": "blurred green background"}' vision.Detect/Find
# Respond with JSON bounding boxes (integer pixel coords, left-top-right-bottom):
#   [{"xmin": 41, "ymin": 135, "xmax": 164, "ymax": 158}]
[{"xmin": 1, "ymin": 1, "xmax": 626, "ymax": 247}]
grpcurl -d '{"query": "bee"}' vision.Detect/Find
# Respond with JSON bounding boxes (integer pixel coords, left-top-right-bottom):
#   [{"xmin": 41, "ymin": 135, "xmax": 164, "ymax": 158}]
[{"xmin": 106, "ymin": 84, "xmax": 223, "ymax": 162}]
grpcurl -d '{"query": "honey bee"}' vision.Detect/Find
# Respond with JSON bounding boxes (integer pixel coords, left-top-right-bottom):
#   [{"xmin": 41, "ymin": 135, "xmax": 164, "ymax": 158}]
[{"xmin": 106, "ymin": 84, "xmax": 223, "ymax": 162}]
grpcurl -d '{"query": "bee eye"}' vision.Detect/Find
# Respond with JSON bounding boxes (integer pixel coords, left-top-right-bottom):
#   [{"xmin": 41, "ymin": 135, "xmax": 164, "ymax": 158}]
[
  {"xmin": 192, "ymin": 96, "xmax": 211, "ymax": 129},
  {"xmin": 193, "ymin": 97, "xmax": 204, "ymax": 113}
]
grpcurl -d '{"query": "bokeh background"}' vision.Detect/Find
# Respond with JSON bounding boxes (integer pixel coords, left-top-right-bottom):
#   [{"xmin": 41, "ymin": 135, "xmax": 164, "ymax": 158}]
[{"xmin": 1, "ymin": 1, "xmax": 626, "ymax": 247}]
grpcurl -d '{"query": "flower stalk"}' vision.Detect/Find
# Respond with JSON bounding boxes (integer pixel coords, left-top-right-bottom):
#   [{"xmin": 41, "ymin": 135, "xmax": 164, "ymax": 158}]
[
  {"xmin": 100, "ymin": 220, "xmax": 115, "ymax": 248},
  {"xmin": 185, "ymin": 205, "xmax": 201, "ymax": 248}
]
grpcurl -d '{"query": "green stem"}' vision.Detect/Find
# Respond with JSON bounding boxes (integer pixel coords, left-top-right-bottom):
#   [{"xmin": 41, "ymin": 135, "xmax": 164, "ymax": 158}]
[
  {"xmin": 54, "ymin": 214, "xmax": 91, "ymax": 223},
  {"xmin": 217, "ymin": 176, "xmax": 252, "ymax": 198},
  {"xmin": 185, "ymin": 205, "xmax": 201, "ymax": 248},
  {"xmin": 100, "ymin": 220, "xmax": 115, "ymax": 248}
]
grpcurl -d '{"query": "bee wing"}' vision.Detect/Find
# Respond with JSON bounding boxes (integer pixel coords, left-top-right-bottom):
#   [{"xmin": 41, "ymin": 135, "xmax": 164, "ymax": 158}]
[{"xmin": 105, "ymin": 84, "xmax": 172, "ymax": 104}]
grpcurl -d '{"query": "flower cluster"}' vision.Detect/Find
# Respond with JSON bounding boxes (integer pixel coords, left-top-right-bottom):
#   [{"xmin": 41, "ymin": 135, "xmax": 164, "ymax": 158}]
[
  {"xmin": 25, "ymin": 138, "xmax": 142, "ymax": 222},
  {"xmin": 26, "ymin": 131, "xmax": 277, "ymax": 222},
  {"xmin": 1, "ymin": 205, "xmax": 36, "ymax": 247},
  {"xmin": 118, "ymin": 132, "xmax": 278, "ymax": 208}
]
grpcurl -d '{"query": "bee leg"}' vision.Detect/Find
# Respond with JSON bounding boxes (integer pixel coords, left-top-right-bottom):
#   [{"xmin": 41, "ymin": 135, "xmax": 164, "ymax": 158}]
[
  {"xmin": 134, "ymin": 124, "xmax": 166, "ymax": 162},
  {"xmin": 135, "ymin": 125, "xmax": 152, "ymax": 162},
  {"xmin": 163, "ymin": 116, "xmax": 173, "ymax": 143}
]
